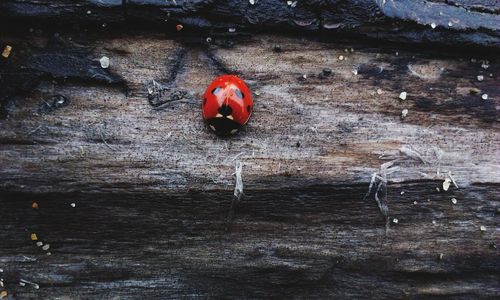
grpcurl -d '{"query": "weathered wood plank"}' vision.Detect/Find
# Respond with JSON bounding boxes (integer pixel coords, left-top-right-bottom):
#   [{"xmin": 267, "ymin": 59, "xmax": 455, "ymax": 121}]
[
  {"xmin": 0, "ymin": 32, "xmax": 499, "ymax": 298},
  {"xmin": 0, "ymin": 34, "xmax": 498, "ymax": 193},
  {"xmin": 1, "ymin": 0, "xmax": 499, "ymax": 48}
]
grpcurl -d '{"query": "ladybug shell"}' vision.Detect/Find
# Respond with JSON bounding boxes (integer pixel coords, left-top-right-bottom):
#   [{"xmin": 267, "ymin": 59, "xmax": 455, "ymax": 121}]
[{"xmin": 202, "ymin": 75, "xmax": 253, "ymax": 135}]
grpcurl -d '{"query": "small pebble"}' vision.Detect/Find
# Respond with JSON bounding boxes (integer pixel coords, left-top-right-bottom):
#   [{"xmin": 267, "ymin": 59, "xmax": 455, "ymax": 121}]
[
  {"xmin": 322, "ymin": 68, "xmax": 332, "ymax": 76},
  {"xmin": 399, "ymin": 91, "xmax": 407, "ymax": 100},
  {"xmin": 99, "ymin": 56, "xmax": 110, "ymax": 69},
  {"xmin": 376, "ymin": 88, "xmax": 383, "ymax": 95},
  {"xmin": 42, "ymin": 244, "xmax": 50, "ymax": 251},
  {"xmin": 32, "ymin": 202, "xmax": 39, "ymax": 209},
  {"xmin": 46, "ymin": 252, "xmax": 52, "ymax": 256},
  {"xmin": 481, "ymin": 94, "xmax": 488, "ymax": 100},
  {"xmin": 206, "ymin": 37, "xmax": 212, "ymax": 43},
  {"xmin": 249, "ymin": 0, "xmax": 255, "ymax": 4},
  {"xmin": 451, "ymin": 198, "xmax": 457, "ymax": 205},
  {"xmin": 30, "ymin": 233, "xmax": 38, "ymax": 241},
  {"xmin": 70, "ymin": 203, "xmax": 76, "ymax": 208},
  {"xmin": 477, "ymin": 75, "xmax": 484, "ymax": 81},
  {"xmin": 430, "ymin": 23, "xmax": 436, "ymax": 29},
  {"xmin": 2, "ymin": 45, "xmax": 12, "ymax": 58},
  {"xmin": 176, "ymin": 24, "xmax": 183, "ymax": 31},
  {"xmin": 19, "ymin": 282, "xmax": 26, "ymax": 287},
  {"xmin": 401, "ymin": 109, "xmax": 408, "ymax": 118},
  {"xmin": 36, "ymin": 241, "xmax": 43, "ymax": 247},
  {"xmin": 439, "ymin": 253, "xmax": 444, "ymax": 260},
  {"xmin": 432, "ymin": 220, "xmax": 437, "ymax": 225},
  {"xmin": 228, "ymin": 27, "xmax": 236, "ymax": 33},
  {"xmin": 480, "ymin": 225, "xmax": 486, "ymax": 231},
  {"xmin": 395, "ymin": 51, "xmax": 399, "ymax": 56},
  {"xmin": 413, "ymin": 201, "xmax": 418, "ymax": 205},
  {"xmin": 338, "ymin": 55, "xmax": 344, "ymax": 61},
  {"xmin": 481, "ymin": 62, "xmax": 489, "ymax": 69},
  {"xmin": 0, "ymin": 291, "xmax": 7, "ymax": 299},
  {"xmin": 392, "ymin": 218, "xmax": 399, "ymax": 224},
  {"xmin": 448, "ymin": 21, "xmax": 453, "ymax": 27},
  {"xmin": 86, "ymin": 10, "xmax": 91, "ymax": 15}
]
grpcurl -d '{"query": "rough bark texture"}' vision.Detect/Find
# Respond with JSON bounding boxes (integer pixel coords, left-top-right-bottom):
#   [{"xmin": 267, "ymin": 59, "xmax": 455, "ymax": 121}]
[
  {"xmin": 0, "ymin": 6, "xmax": 499, "ymax": 300},
  {"xmin": 0, "ymin": 0, "xmax": 499, "ymax": 48}
]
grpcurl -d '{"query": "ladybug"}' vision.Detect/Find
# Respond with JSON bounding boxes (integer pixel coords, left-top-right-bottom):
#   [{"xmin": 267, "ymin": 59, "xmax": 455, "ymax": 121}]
[{"xmin": 202, "ymin": 75, "xmax": 253, "ymax": 135}]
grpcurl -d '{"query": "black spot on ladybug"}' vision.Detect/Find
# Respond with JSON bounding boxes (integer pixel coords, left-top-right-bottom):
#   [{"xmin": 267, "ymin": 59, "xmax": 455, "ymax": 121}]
[
  {"xmin": 218, "ymin": 104, "xmax": 233, "ymax": 116},
  {"xmin": 247, "ymin": 105, "xmax": 252, "ymax": 113},
  {"xmin": 212, "ymin": 87, "xmax": 222, "ymax": 95},
  {"xmin": 234, "ymin": 89, "xmax": 244, "ymax": 99}
]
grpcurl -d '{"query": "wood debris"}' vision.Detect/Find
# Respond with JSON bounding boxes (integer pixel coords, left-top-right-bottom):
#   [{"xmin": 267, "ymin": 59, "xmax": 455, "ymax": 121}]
[
  {"xmin": 469, "ymin": 87, "xmax": 481, "ymax": 94},
  {"xmin": 1, "ymin": 45, "xmax": 12, "ymax": 58},
  {"xmin": 401, "ymin": 109, "xmax": 408, "ymax": 118},
  {"xmin": 234, "ymin": 161, "xmax": 244, "ymax": 201},
  {"xmin": 442, "ymin": 178, "xmax": 451, "ymax": 191}
]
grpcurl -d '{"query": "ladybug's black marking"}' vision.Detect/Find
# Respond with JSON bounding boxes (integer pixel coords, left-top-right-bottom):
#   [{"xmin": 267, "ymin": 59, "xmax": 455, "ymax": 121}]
[
  {"xmin": 247, "ymin": 105, "xmax": 252, "ymax": 113},
  {"xmin": 218, "ymin": 104, "xmax": 232, "ymax": 117}
]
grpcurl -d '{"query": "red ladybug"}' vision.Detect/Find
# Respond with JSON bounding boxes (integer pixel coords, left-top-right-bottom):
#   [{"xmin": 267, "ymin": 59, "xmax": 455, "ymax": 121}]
[{"xmin": 202, "ymin": 75, "xmax": 253, "ymax": 135}]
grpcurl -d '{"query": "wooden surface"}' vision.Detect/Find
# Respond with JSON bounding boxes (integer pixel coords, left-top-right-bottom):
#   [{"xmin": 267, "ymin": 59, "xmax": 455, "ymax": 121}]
[
  {"xmin": 1, "ymin": 0, "xmax": 500, "ymax": 48},
  {"xmin": 0, "ymin": 29, "xmax": 499, "ymax": 298}
]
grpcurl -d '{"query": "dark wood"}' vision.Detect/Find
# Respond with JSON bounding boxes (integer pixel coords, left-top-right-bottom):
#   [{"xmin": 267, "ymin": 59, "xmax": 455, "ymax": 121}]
[
  {"xmin": 0, "ymin": 23, "xmax": 499, "ymax": 300},
  {"xmin": 0, "ymin": 0, "xmax": 499, "ymax": 48}
]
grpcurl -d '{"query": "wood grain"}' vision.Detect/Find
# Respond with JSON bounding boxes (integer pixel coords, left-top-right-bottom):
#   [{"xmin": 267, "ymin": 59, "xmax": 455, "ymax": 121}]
[
  {"xmin": 1, "ymin": 0, "xmax": 499, "ymax": 48},
  {"xmin": 0, "ymin": 32, "xmax": 499, "ymax": 299}
]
